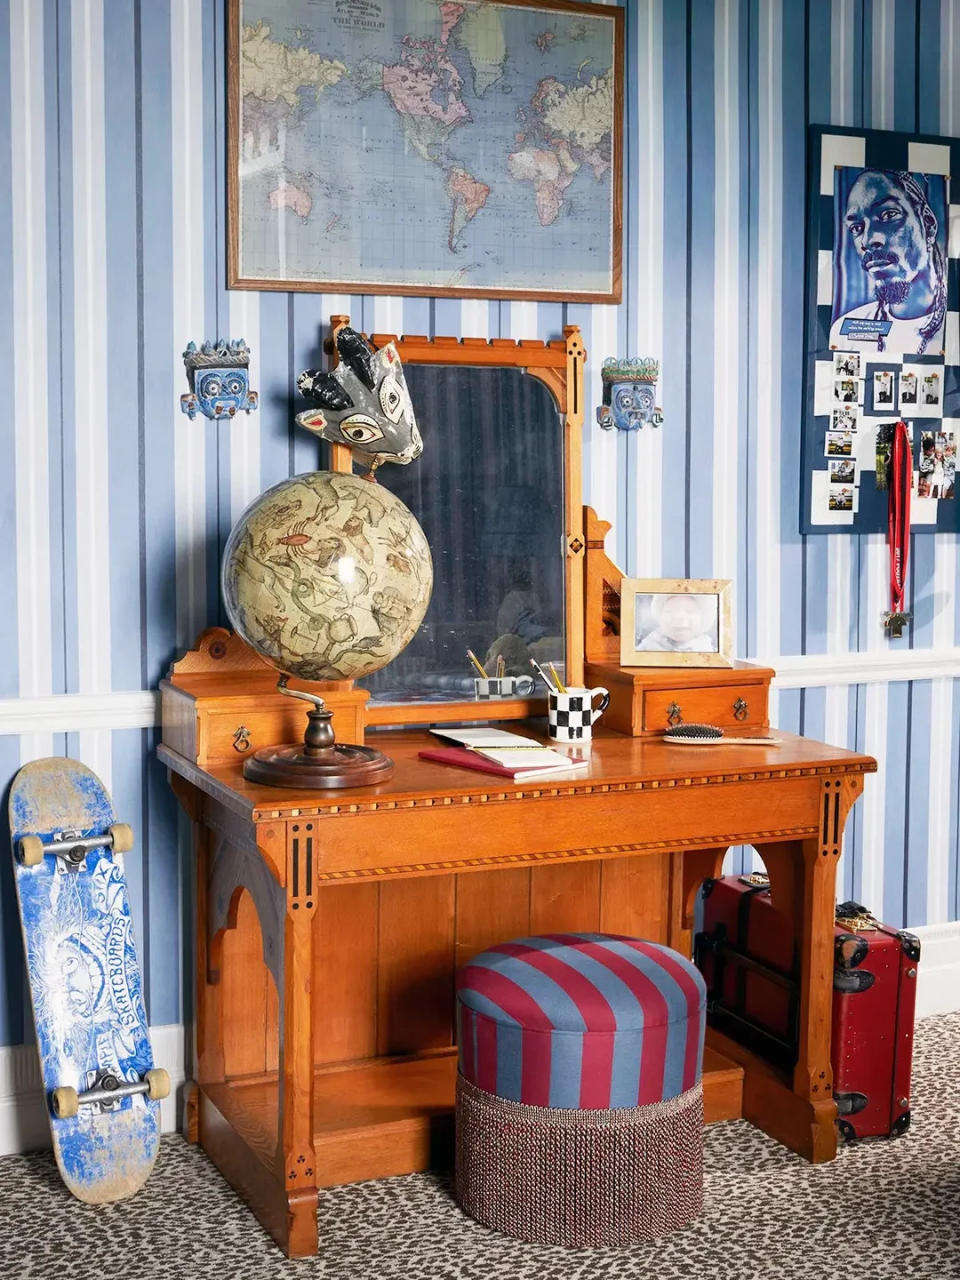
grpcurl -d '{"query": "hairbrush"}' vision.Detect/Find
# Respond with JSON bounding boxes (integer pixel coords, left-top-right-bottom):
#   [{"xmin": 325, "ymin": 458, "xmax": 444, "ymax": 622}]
[{"xmin": 662, "ymin": 723, "xmax": 781, "ymax": 746}]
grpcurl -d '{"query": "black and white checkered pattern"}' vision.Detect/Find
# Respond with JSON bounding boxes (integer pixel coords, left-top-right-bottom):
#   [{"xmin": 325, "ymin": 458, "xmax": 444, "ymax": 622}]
[
  {"xmin": 802, "ymin": 124, "xmax": 960, "ymax": 534},
  {"xmin": 547, "ymin": 694, "xmax": 592, "ymax": 741},
  {"xmin": 475, "ymin": 679, "xmax": 507, "ymax": 701}
]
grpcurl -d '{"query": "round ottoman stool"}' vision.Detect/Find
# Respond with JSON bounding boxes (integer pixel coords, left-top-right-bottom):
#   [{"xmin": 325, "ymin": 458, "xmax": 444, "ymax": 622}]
[{"xmin": 454, "ymin": 932, "xmax": 706, "ymax": 1247}]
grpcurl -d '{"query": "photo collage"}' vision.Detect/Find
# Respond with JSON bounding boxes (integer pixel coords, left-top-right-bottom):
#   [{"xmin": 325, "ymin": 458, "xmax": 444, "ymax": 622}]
[{"xmin": 813, "ymin": 348, "xmax": 951, "ymax": 519}]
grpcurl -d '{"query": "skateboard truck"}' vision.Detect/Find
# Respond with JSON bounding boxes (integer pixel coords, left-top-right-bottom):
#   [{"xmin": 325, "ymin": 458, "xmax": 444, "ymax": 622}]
[
  {"xmin": 52, "ymin": 1067, "xmax": 170, "ymax": 1119},
  {"xmin": 17, "ymin": 823, "xmax": 134, "ymax": 869}
]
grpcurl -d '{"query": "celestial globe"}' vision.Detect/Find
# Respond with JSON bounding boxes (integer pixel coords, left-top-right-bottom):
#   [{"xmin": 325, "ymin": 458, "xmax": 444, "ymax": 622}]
[{"xmin": 222, "ymin": 470, "xmax": 433, "ymax": 684}]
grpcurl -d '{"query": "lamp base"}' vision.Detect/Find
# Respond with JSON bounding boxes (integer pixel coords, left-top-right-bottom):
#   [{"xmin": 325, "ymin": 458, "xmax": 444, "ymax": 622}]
[
  {"xmin": 242, "ymin": 701, "xmax": 393, "ymax": 789},
  {"xmin": 243, "ymin": 740, "xmax": 393, "ymax": 789}
]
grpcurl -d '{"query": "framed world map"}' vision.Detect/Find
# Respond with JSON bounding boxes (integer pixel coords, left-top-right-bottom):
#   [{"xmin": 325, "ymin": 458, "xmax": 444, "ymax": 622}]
[{"xmin": 227, "ymin": 0, "xmax": 623, "ymax": 301}]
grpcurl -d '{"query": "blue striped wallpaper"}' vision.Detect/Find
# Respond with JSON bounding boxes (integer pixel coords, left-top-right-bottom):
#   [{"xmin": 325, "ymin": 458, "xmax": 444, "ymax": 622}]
[{"xmin": 0, "ymin": 0, "xmax": 958, "ymax": 1048}]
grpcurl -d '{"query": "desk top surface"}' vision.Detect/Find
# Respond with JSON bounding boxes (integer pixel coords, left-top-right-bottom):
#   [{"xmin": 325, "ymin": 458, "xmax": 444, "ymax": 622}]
[{"xmin": 159, "ymin": 724, "xmax": 877, "ymax": 823}]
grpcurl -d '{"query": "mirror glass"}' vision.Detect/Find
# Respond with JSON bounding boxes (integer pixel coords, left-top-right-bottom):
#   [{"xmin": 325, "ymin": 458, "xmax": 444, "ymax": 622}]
[{"xmin": 359, "ymin": 363, "xmax": 566, "ymax": 705}]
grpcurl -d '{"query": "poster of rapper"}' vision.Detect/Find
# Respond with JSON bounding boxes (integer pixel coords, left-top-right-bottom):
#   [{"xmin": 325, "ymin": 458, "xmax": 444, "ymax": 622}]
[{"xmin": 829, "ymin": 167, "xmax": 948, "ymax": 356}]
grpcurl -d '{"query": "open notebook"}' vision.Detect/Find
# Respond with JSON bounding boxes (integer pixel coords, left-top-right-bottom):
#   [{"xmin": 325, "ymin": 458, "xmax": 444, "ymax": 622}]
[{"xmin": 423, "ymin": 728, "xmax": 589, "ymax": 779}]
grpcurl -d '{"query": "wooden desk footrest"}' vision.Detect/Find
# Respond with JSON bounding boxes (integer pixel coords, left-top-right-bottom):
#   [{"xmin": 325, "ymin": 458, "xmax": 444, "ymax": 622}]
[
  {"xmin": 706, "ymin": 1027, "xmax": 837, "ymax": 1162},
  {"xmin": 198, "ymin": 1047, "xmax": 744, "ymax": 1190}
]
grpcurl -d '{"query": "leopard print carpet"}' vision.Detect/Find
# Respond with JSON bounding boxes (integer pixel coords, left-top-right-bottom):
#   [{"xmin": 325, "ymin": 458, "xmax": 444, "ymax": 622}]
[{"xmin": 0, "ymin": 1013, "xmax": 957, "ymax": 1280}]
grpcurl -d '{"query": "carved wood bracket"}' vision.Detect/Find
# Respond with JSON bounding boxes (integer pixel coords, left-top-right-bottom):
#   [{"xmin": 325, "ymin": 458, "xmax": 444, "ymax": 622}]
[{"xmin": 208, "ymin": 834, "xmax": 286, "ymax": 995}]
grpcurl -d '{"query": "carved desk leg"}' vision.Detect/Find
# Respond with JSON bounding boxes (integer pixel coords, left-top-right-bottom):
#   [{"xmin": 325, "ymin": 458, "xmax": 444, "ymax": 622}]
[
  {"xmin": 168, "ymin": 777, "xmax": 224, "ymax": 1142},
  {"xmin": 791, "ymin": 775, "xmax": 864, "ymax": 1162},
  {"xmin": 277, "ymin": 822, "xmax": 319, "ymax": 1258},
  {"xmin": 755, "ymin": 775, "xmax": 865, "ymax": 1163}
]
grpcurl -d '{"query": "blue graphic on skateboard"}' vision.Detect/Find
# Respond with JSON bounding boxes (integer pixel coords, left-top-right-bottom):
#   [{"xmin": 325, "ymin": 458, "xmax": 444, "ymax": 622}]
[{"xmin": 9, "ymin": 758, "xmax": 168, "ymax": 1202}]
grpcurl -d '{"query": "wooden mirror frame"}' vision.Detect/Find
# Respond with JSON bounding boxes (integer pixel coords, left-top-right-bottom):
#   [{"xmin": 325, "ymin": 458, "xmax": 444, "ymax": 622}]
[{"xmin": 328, "ymin": 315, "xmax": 586, "ymax": 727}]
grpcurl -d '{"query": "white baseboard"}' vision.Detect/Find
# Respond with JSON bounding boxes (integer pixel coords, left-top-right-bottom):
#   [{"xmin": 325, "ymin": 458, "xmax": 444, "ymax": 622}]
[
  {"xmin": 0, "ymin": 1024, "xmax": 185, "ymax": 1157},
  {"xmin": 911, "ymin": 921, "xmax": 960, "ymax": 1018}
]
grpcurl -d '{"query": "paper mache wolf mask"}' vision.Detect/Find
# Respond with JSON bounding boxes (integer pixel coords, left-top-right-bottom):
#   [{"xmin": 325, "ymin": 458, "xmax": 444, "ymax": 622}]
[{"xmin": 296, "ymin": 327, "xmax": 423, "ymax": 468}]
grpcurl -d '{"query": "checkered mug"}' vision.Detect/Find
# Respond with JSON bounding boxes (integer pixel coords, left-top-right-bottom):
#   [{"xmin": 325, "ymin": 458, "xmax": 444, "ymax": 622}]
[
  {"xmin": 474, "ymin": 675, "xmax": 536, "ymax": 700},
  {"xmin": 547, "ymin": 686, "xmax": 610, "ymax": 742}
]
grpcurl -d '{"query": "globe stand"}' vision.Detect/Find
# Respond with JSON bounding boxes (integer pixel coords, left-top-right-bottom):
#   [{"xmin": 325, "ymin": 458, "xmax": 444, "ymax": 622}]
[{"xmin": 242, "ymin": 678, "xmax": 394, "ymax": 790}]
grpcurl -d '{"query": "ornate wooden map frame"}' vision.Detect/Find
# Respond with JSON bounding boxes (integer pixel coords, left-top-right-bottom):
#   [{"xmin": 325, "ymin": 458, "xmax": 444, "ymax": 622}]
[
  {"xmin": 226, "ymin": 0, "xmax": 624, "ymax": 302},
  {"xmin": 328, "ymin": 316, "xmax": 586, "ymax": 727}
]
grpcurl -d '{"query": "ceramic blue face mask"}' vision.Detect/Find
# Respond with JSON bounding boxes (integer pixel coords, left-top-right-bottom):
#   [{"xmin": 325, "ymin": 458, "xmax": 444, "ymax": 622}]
[
  {"xmin": 180, "ymin": 340, "xmax": 259, "ymax": 421},
  {"xmin": 596, "ymin": 357, "xmax": 663, "ymax": 431},
  {"xmin": 295, "ymin": 327, "xmax": 422, "ymax": 469}
]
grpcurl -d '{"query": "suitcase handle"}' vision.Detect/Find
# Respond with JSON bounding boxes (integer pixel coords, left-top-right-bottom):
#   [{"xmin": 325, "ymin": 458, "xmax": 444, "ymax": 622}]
[{"xmin": 697, "ymin": 931, "xmax": 798, "ymax": 990}]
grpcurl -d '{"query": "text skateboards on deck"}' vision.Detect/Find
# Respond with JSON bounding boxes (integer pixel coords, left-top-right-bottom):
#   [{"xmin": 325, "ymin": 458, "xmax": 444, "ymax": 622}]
[{"xmin": 9, "ymin": 758, "xmax": 169, "ymax": 1202}]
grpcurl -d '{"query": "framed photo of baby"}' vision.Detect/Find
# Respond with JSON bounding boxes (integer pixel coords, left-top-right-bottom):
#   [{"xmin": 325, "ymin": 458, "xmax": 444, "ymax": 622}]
[{"xmin": 620, "ymin": 578, "xmax": 733, "ymax": 668}]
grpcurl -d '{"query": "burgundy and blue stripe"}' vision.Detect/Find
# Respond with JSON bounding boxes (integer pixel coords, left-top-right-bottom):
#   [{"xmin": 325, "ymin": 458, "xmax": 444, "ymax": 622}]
[{"xmin": 456, "ymin": 934, "xmax": 707, "ymax": 1110}]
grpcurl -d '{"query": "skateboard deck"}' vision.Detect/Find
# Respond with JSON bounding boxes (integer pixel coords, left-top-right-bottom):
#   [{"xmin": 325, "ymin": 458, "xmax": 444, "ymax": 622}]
[{"xmin": 9, "ymin": 758, "xmax": 165, "ymax": 1202}]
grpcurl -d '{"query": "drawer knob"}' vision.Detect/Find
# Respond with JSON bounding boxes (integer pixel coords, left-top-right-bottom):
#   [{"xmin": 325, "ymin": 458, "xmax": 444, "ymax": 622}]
[
  {"xmin": 733, "ymin": 697, "xmax": 749, "ymax": 722},
  {"xmin": 233, "ymin": 725, "xmax": 252, "ymax": 753},
  {"xmin": 666, "ymin": 702, "xmax": 683, "ymax": 727}
]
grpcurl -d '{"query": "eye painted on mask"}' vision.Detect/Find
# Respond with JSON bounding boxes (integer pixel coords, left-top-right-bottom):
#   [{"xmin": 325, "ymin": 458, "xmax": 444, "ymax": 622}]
[
  {"xmin": 340, "ymin": 415, "xmax": 385, "ymax": 445},
  {"xmin": 226, "ymin": 376, "xmax": 245, "ymax": 395},
  {"xmin": 615, "ymin": 388, "xmax": 634, "ymax": 410},
  {"xmin": 200, "ymin": 375, "xmax": 222, "ymax": 397},
  {"xmin": 378, "ymin": 376, "xmax": 405, "ymax": 423}
]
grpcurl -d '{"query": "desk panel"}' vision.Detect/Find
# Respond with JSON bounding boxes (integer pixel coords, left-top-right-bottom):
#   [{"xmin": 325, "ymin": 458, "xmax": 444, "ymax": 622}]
[{"xmin": 306, "ymin": 776, "xmax": 823, "ymax": 881}]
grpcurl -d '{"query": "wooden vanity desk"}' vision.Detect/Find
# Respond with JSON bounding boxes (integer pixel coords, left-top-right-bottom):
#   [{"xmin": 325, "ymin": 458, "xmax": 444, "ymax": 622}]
[
  {"xmin": 159, "ymin": 326, "xmax": 875, "ymax": 1256},
  {"xmin": 160, "ymin": 709, "xmax": 874, "ymax": 1257}
]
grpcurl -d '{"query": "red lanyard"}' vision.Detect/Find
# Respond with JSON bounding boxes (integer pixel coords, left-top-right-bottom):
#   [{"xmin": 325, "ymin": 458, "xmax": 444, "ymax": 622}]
[{"xmin": 885, "ymin": 420, "xmax": 911, "ymax": 634}]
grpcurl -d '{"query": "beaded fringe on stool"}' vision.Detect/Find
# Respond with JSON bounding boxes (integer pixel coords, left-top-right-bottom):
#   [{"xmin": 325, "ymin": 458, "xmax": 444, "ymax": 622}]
[{"xmin": 454, "ymin": 1074, "xmax": 704, "ymax": 1248}]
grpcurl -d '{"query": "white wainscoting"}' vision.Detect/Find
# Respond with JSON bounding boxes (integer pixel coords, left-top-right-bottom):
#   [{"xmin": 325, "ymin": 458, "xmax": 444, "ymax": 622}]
[{"xmin": 1, "ymin": 649, "xmax": 959, "ymax": 739}]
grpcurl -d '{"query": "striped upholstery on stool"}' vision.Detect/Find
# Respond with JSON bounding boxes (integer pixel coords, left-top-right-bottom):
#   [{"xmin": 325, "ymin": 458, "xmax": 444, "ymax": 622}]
[{"xmin": 454, "ymin": 933, "xmax": 707, "ymax": 1248}]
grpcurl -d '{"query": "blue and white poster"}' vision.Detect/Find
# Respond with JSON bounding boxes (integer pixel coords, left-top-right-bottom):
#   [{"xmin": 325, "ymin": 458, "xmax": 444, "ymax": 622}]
[{"xmin": 829, "ymin": 166, "xmax": 948, "ymax": 357}]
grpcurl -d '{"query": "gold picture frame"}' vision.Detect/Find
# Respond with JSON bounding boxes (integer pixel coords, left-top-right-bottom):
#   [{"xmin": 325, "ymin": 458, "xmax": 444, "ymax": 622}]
[{"xmin": 619, "ymin": 578, "xmax": 734, "ymax": 669}]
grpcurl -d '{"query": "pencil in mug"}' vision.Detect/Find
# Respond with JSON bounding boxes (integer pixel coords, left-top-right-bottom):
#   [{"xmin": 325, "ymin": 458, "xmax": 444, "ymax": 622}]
[
  {"xmin": 529, "ymin": 657, "xmax": 556, "ymax": 693},
  {"xmin": 548, "ymin": 662, "xmax": 566, "ymax": 694},
  {"xmin": 466, "ymin": 649, "xmax": 489, "ymax": 678}
]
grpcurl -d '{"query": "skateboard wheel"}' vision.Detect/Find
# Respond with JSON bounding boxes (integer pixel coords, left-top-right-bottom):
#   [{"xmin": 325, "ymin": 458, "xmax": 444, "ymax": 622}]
[
  {"xmin": 109, "ymin": 823, "xmax": 134, "ymax": 854},
  {"xmin": 18, "ymin": 836, "xmax": 44, "ymax": 867},
  {"xmin": 146, "ymin": 1068, "xmax": 170, "ymax": 1101},
  {"xmin": 52, "ymin": 1087, "xmax": 79, "ymax": 1119}
]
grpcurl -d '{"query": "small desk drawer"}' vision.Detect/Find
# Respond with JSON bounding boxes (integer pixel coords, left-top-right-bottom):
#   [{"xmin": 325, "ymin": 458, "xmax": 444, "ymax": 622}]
[
  {"xmin": 161, "ymin": 683, "xmax": 368, "ymax": 767},
  {"xmin": 643, "ymin": 685, "xmax": 767, "ymax": 733}
]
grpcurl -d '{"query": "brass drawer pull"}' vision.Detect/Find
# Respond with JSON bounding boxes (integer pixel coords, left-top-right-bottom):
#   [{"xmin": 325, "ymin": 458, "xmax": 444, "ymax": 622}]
[
  {"xmin": 733, "ymin": 698, "xmax": 748, "ymax": 722},
  {"xmin": 233, "ymin": 726, "xmax": 252, "ymax": 753},
  {"xmin": 666, "ymin": 702, "xmax": 683, "ymax": 727}
]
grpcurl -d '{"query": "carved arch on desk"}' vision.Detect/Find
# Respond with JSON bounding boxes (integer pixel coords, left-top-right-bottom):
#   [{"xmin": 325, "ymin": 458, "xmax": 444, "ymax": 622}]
[
  {"xmin": 750, "ymin": 774, "xmax": 866, "ymax": 923},
  {"xmin": 207, "ymin": 833, "xmax": 286, "ymax": 997}
]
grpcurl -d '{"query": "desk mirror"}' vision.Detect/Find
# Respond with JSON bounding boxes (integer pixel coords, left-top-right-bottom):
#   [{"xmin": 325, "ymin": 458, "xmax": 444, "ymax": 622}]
[{"xmin": 327, "ymin": 320, "xmax": 585, "ymax": 724}]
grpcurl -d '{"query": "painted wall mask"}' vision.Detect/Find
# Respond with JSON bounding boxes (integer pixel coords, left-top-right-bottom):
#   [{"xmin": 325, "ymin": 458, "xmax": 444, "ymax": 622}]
[
  {"xmin": 596, "ymin": 357, "xmax": 662, "ymax": 431},
  {"xmin": 180, "ymin": 339, "xmax": 258, "ymax": 421}
]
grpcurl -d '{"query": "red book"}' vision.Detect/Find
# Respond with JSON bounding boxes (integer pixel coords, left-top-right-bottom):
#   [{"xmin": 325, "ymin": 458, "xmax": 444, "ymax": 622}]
[{"xmin": 417, "ymin": 746, "xmax": 588, "ymax": 780}]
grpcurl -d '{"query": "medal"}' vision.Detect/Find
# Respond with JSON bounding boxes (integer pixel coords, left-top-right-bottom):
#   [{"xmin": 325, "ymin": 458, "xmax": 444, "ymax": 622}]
[{"xmin": 882, "ymin": 420, "xmax": 912, "ymax": 638}]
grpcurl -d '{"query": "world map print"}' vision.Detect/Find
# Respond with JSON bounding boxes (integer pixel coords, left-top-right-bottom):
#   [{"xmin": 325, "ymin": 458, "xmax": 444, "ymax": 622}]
[{"xmin": 234, "ymin": 0, "xmax": 620, "ymax": 298}]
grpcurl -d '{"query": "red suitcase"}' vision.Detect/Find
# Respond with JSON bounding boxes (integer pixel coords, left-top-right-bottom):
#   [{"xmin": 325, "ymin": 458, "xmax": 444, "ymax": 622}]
[
  {"xmin": 694, "ymin": 876, "xmax": 919, "ymax": 1139},
  {"xmin": 831, "ymin": 901, "xmax": 919, "ymax": 1140}
]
